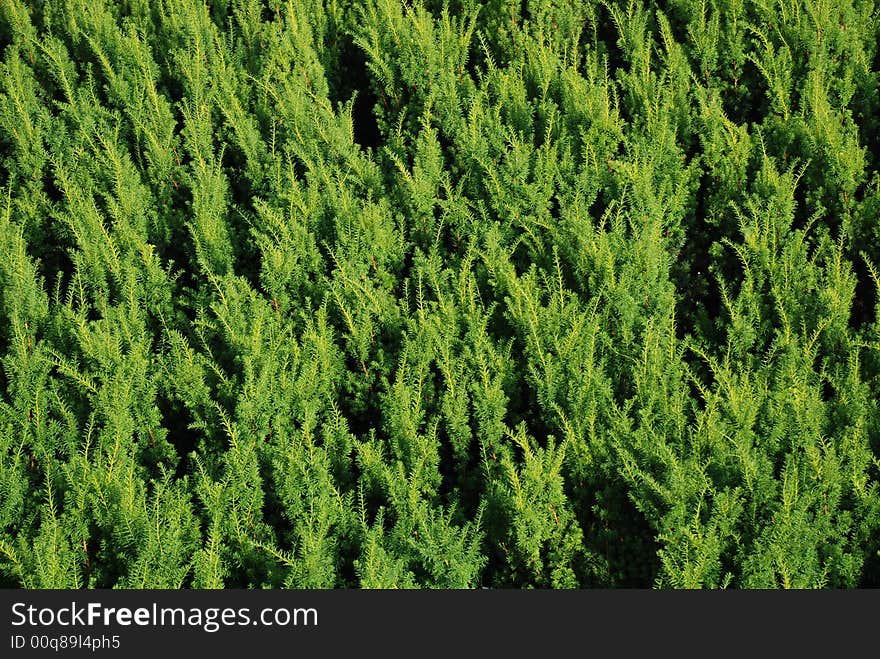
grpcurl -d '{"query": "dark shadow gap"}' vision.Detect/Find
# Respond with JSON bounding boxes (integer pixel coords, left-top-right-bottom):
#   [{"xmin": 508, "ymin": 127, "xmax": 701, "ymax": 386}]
[
  {"xmin": 156, "ymin": 394, "xmax": 201, "ymax": 480},
  {"xmin": 327, "ymin": 36, "xmax": 381, "ymax": 151}
]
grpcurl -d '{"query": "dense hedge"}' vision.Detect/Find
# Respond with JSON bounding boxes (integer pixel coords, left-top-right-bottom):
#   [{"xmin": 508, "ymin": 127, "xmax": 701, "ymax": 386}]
[{"xmin": 0, "ymin": 0, "xmax": 879, "ymax": 588}]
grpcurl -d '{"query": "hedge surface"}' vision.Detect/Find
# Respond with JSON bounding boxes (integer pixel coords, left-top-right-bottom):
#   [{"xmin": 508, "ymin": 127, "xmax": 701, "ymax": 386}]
[{"xmin": 0, "ymin": 0, "xmax": 879, "ymax": 588}]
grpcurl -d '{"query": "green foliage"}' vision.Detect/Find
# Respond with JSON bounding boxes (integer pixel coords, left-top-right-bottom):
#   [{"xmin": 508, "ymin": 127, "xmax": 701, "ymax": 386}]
[{"xmin": 0, "ymin": 0, "xmax": 878, "ymax": 589}]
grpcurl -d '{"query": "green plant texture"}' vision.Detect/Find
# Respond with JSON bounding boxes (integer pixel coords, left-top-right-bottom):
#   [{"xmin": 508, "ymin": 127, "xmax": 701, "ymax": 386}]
[{"xmin": 1, "ymin": 0, "xmax": 879, "ymax": 589}]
